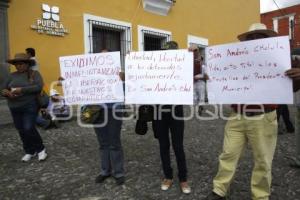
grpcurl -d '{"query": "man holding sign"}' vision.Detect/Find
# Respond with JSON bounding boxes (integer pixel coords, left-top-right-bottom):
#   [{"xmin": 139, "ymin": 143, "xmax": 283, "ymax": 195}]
[{"xmin": 206, "ymin": 23, "xmax": 288, "ymax": 200}]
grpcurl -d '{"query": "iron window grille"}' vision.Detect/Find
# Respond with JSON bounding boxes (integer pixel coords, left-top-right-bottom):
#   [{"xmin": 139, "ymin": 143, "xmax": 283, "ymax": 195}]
[
  {"xmin": 87, "ymin": 19, "xmax": 131, "ymax": 68},
  {"xmin": 141, "ymin": 29, "xmax": 171, "ymax": 51}
]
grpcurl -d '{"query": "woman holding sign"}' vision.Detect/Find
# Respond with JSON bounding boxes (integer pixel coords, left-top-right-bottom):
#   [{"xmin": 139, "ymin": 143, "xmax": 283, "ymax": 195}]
[
  {"xmin": 152, "ymin": 41, "xmax": 191, "ymax": 194},
  {"xmin": 94, "ymin": 49, "xmax": 125, "ymax": 186}
]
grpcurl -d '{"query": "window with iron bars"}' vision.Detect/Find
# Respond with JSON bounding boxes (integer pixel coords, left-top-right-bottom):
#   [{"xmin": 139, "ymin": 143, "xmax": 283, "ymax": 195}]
[
  {"xmin": 142, "ymin": 29, "xmax": 171, "ymax": 51},
  {"xmin": 87, "ymin": 19, "xmax": 131, "ymax": 68}
]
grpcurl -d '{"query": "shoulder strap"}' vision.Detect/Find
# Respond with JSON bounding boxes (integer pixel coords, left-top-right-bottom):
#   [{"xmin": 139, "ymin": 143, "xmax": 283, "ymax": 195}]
[{"xmin": 28, "ymin": 69, "xmax": 35, "ymax": 84}]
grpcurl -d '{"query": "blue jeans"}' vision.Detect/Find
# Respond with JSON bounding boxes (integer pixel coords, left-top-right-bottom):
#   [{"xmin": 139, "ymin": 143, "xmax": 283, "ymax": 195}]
[
  {"xmin": 10, "ymin": 102, "xmax": 45, "ymax": 154},
  {"xmin": 36, "ymin": 115, "xmax": 49, "ymax": 127},
  {"xmin": 94, "ymin": 108, "xmax": 124, "ymax": 178}
]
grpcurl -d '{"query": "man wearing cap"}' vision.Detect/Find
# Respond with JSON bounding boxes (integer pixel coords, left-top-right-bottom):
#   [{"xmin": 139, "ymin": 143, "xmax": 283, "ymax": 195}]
[{"xmin": 206, "ymin": 23, "xmax": 279, "ymax": 200}]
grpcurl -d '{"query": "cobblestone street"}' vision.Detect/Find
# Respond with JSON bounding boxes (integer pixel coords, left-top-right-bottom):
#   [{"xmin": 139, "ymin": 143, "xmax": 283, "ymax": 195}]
[{"xmin": 0, "ymin": 105, "xmax": 300, "ymax": 200}]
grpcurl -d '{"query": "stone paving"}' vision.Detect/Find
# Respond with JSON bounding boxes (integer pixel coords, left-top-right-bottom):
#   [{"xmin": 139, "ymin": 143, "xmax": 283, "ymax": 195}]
[
  {"xmin": 0, "ymin": 100, "xmax": 12, "ymax": 125},
  {"xmin": 0, "ymin": 106, "xmax": 300, "ymax": 200}
]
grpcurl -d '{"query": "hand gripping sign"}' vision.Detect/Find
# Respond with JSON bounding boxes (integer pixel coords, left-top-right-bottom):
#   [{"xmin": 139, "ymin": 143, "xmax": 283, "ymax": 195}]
[{"xmin": 206, "ymin": 36, "xmax": 293, "ymax": 104}]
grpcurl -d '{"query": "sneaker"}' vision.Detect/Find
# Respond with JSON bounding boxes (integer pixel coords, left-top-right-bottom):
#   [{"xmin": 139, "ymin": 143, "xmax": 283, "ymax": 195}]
[
  {"xmin": 115, "ymin": 176, "xmax": 125, "ymax": 185},
  {"xmin": 289, "ymin": 159, "xmax": 300, "ymax": 168},
  {"xmin": 180, "ymin": 181, "xmax": 191, "ymax": 194},
  {"xmin": 38, "ymin": 149, "xmax": 47, "ymax": 161},
  {"xmin": 95, "ymin": 174, "xmax": 110, "ymax": 183},
  {"xmin": 52, "ymin": 120, "xmax": 61, "ymax": 128},
  {"xmin": 161, "ymin": 179, "xmax": 173, "ymax": 191},
  {"xmin": 287, "ymin": 127, "xmax": 295, "ymax": 133},
  {"xmin": 21, "ymin": 153, "xmax": 36, "ymax": 162},
  {"xmin": 205, "ymin": 192, "xmax": 226, "ymax": 200},
  {"xmin": 278, "ymin": 131, "xmax": 284, "ymax": 135},
  {"xmin": 42, "ymin": 119, "xmax": 51, "ymax": 130},
  {"xmin": 198, "ymin": 106, "xmax": 204, "ymax": 116}
]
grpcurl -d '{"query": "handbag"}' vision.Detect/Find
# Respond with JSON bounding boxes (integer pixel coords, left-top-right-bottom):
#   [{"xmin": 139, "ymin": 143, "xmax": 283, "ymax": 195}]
[
  {"xmin": 137, "ymin": 105, "xmax": 154, "ymax": 122},
  {"xmin": 28, "ymin": 70, "xmax": 50, "ymax": 108},
  {"xmin": 135, "ymin": 120, "xmax": 148, "ymax": 135},
  {"xmin": 37, "ymin": 90, "xmax": 50, "ymax": 108},
  {"xmin": 80, "ymin": 105, "xmax": 104, "ymax": 124}
]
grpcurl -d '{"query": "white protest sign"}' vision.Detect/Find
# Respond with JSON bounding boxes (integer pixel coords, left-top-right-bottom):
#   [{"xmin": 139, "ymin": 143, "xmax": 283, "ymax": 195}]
[
  {"xmin": 206, "ymin": 36, "xmax": 293, "ymax": 104},
  {"xmin": 59, "ymin": 52, "xmax": 124, "ymax": 105},
  {"xmin": 125, "ymin": 50, "xmax": 193, "ymax": 105}
]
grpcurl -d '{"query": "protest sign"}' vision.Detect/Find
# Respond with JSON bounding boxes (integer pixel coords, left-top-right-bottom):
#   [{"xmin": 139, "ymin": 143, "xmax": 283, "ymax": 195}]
[
  {"xmin": 125, "ymin": 50, "xmax": 193, "ymax": 105},
  {"xmin": 59, "ymin": 52, "xmax": 124, "ymax": 105},
  {"xmin": 206, "ymin": 36, "xmax": 293, "ymax": 104}
]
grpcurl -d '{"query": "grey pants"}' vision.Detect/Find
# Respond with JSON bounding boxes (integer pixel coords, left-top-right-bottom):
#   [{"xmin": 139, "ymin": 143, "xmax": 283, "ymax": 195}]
[{"xmin": 94, "ymin": 109, "xmax": 124, "ymax": 178}]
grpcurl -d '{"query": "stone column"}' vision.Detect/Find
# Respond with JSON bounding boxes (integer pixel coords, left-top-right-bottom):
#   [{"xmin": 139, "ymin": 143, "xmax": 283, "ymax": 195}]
[{"xmin": 0, "ymin": 0, "xmax": 10, "ymax": 91}]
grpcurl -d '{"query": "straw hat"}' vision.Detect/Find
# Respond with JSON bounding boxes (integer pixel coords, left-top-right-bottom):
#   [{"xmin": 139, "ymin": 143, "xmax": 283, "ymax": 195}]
[
  {"xmin": 237, "ymin": 23, "xmax": 277, "ymax": 41},
  {"xmin": 6, "ymin": 53, "xmax": 35, "ymax": 66}
]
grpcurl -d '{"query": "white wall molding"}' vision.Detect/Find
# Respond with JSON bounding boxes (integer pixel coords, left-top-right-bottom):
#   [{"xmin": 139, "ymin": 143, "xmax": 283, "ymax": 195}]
[
  {"xmin": 187, "ymin": 34, "xmax": 209, "ymax": 48},
  {"xmin": 83, "ymin": 13, "xmax": 132, "ymax": 53}
]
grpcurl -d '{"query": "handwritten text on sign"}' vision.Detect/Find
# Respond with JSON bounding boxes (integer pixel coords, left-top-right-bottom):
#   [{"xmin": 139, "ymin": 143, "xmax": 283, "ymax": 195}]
[
  {"xmin": 125, "ymin": 50, "xmax": 193, "ymax": 105},
  {"xmin": 206, "ymin": 36, "xmax": 293, "ymax": 104},
  {"xmin": 59, "ymin": 52, "xmax": 124, "ymax": 105}
]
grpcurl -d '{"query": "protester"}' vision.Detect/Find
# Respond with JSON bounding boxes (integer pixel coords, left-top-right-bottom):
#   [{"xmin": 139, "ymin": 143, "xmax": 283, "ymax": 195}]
[
  {"xmin": 151, "ymin": 41, "xmax": 191, "ymax": 194},
  {"xmin": 285, "ymin": 50, "xmax": 300, "ymax": 168},
  {"xmin": 1, "ymin": 53, "xmax": 47, "ymax": 162},
  {"xmin": 25, "ymin": 47, "xmax": 39, "ymax": 71},
  {"xmin": 57, "ymin": 54, "xmax": 125, "ymax": 183},
  {"xmin": 205, "ymin": 23, "xmax": 278, "ymax": 200},
  {"xmin": 190, "ymin": 44, "xmax": 207, "ymax": 115},
  {"xmin": 276, "ymin": 104, "xmax": 295, "ymax": 134},
  {"xmin": 94, "ymin": 49, "xmax": 125, "ymax": 185}
]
